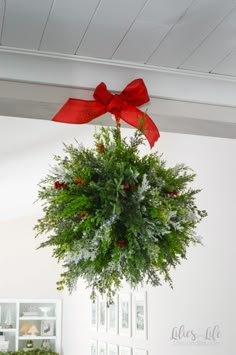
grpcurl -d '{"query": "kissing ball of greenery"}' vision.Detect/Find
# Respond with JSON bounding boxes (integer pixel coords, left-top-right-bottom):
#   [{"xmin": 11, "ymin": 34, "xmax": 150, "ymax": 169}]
[{"xmin": 35, "ymin": 127, "xmax": 207, "ymax": 302}]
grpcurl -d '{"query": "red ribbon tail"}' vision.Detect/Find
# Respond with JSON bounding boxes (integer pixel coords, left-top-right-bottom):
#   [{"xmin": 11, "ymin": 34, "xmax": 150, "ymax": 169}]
[
  {"xmin": 52, "ymin": 98, "xmax": 106, "ymax": 124},
  {"xmin": 120, "ymin": 106, "xmax": 160, "ymax": 148}
]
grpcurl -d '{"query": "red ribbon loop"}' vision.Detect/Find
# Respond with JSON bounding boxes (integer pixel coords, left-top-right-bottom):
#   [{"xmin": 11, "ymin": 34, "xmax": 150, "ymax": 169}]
[
  {"xmin": 93, "ymin": 82, "xmax": 113, "ymax": 105},
  {"xmin": 52, "ymin": 79, "xmax": 160, "ymax": 148}
]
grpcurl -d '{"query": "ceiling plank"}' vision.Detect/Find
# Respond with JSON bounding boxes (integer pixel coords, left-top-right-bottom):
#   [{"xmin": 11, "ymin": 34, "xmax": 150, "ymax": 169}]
[
  {"xmin": 1, "ymin": 0, "xmax": 53, "ymax": 49},
  {"xmin": 113, "ymin": 0, "xmax": 192, "ymax": 63},
  {"xmin": 147, "ymin": 0, "xmax": 236, "ymax": 68},
  {"xmin": 0, "ymin": 0, "xmax": 5, "ymax": 43},
  {"xmin": 40, "ymin": 0, "xmax": 100, "ymax": 54},
  {"xmin": 76, "ymin": 0, "xmax": 147, "ymax": 58},
  {"xmin": 213, "ymin": 50, "xmax": 236, "ymax": 76},
  {"xmin": 181, "ymin": 7, "xmax": 236, "ymax": 72}
]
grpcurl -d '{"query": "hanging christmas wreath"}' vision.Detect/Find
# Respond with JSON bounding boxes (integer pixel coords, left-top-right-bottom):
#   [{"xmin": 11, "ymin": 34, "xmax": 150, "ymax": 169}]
[{"xmin": 35, "ymin": 79, "xmax": 207, "ymax": 302}]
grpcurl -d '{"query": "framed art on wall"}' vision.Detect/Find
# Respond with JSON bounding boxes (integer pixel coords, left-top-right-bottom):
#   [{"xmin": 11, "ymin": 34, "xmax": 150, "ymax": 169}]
[
  {"xmin": 98, "ymin": 341, "xmax": 107, "ymax": 355},
  {"xmin": 108, "ymin": 343, "xmax": 118, "ymax": 355},
  {"xmin": 90, "ymin": 340, "xmax": 97, "ymax": 355},
  {"xmin": 41, "ymin": 320, "xmax": 54, "ymax": 336},
  {"xmin": 119, "ymin": 346, "xmax": 131, "ymax": 355},
  {"xmin": 91, "ymin": 299, "xmax": 98, "ymax": 330},
  {"xmin": 108, "ymin": 295, "xmax": 118, "ymax": 334},
  {"xmin": 119, "ymin": 293, "xmax": 131, "ymax": 336},
  {"xmin": 98, "ymin": 296, "xmax": 107, "ymax": 332},
  {"xmin": 133, "ymin": 292, "xmax": 147, "ymax": 339}
]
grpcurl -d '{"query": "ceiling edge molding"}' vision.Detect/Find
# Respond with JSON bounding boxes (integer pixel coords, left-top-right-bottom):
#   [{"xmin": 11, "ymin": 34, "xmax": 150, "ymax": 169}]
[
  {"xmin": 0, "ymin": 47, "xmax": 236, "ymax": 107},
  {"xmin": 0, "ymin": 80, "xmax": 236, "ymax": 123},
  {"xmin": 1, "ymin": 46, "xmax": 236, "ymax": 81}
]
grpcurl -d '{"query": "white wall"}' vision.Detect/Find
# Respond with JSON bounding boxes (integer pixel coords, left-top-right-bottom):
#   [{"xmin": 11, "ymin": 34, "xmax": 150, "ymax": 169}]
[
  {"xmin": 0, "ymin": 117, "xmax": 95, "ymax": 298},
  {"xmin": 62, "ymin": 129, "xmax": 236, "ymax": 355},
  {"xmin": 0, "ymin": 214, "xmax": 62, "ymax": 298},
  {"xmin": 0, "ymin": 118, "xmax": 99, "ymax": 298}
]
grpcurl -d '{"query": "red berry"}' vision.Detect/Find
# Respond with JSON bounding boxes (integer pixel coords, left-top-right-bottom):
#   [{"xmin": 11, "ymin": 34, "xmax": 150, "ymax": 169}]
[
  {"xmin": 170, "ymin": 191, "xmax": 179, "ymax": 196},
  {"xmin": 74, "ymin": 177, "xmax": 84, "ymax": 185},
  {"xmin": 121, "ymin": 183, "xmax": 130, "ymax": 190},
  {"xmin": 54, "ymin": 181, "xmax": 66, "ymax": 189},
  {"xmin": 117, "ymin": 239, "xmax": 125, "ymax": 247},
  {"xmin": 97, "ymin": 143, "xmax": 105, "ymax": 153}
]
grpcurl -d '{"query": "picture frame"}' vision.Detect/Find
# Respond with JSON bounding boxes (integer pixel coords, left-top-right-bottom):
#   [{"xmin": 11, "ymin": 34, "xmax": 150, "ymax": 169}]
[
  {"xmin": 108, "ymin": 295, "xmax": 118, "ymax": 334},
  {"xmin": 119, "ymin": 346, "xmax": 131, "ymax": 355},
  {"xmin": 133, "ymin": 349, "xmax": 148, "ymax": 355},
  {"xmin": 133, "ymin": 291, "xmax": 147, "ymax": 339},
  {"xmin": 41, "ymin": 320, "xmax": 54, "ymax": 336},
  {"xmin": 90, "ymin": 340, "xmax": 97, "ymax": 355},
  {"xmin": 119, "ymin": 293, "xmax": 131, "ymax": 336},
  {"xmin": 107, "ymin": 343, "xmax": 118, "ymax": 355},
  {"xmin": 98, "ymin": 296, "xmax": 107, "ymax": 332},
  {"xmin": 91, "ymin": 299, "xmax": 98, "ymax": 330},
  {"xmin": 98, "ymin": 341, "xmax": 107, "ymax": 355}
]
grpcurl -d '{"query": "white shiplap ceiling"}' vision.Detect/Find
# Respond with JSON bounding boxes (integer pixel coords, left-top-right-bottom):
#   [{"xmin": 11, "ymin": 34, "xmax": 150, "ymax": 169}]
[
  {"xmin": 1, "ymin": 0, "xmax": 236, "ymax": 75},
  {"xmin": 1, "ymin": 0, "xmax": 236, "ymax": 139}
]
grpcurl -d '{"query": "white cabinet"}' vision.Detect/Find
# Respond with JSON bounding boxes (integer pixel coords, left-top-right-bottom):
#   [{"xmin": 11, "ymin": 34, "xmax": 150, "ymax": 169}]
[{"xmin": 0, "ymin": 299, "xmax": 61, "ymax": 353}]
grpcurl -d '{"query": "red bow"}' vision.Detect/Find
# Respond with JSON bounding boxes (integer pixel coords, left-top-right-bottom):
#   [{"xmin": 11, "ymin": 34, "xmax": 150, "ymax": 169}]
[{"xmin": 52, "ymin": 79, "xmax": 160, "ymax": 148}]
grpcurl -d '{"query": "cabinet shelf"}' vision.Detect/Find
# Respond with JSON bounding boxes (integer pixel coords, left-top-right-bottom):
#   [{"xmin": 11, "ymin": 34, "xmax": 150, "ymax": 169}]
[
  {"xmin": 0, "ymin": 328, "xmax": 16, "ymax": 332},
  {"xmin": 19, "ymin": 336, "xmax": 56, "ymax": 340},
  {"xmin": 19, "ymin": 316, "xmax": 56, "ymax": 320}
]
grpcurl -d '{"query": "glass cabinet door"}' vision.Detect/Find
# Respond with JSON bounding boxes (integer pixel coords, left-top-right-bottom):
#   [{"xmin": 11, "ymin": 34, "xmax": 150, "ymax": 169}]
[
  {"xmin": 18, "ymin": 302, "xmax": 57, "ymax": 352},
  {"xmin": 0, "ymin": 303, "xmax": 17, "ymax": 352}
]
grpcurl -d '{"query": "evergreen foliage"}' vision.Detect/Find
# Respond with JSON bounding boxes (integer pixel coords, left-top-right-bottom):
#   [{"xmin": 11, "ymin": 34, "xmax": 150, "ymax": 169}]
[
  {"xmin": 0, "ymin": 350, "xmax": 58, "ymax": 355},
  {"xmin": 35, "ymin": 126, "xmax": 207, "ymax": 302}
]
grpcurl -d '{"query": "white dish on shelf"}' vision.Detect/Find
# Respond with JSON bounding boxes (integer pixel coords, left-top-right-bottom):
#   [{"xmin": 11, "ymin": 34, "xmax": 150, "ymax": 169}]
[{"xmin": 39, "ymin": 307, "xmax": 52, "ymax": 317}]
